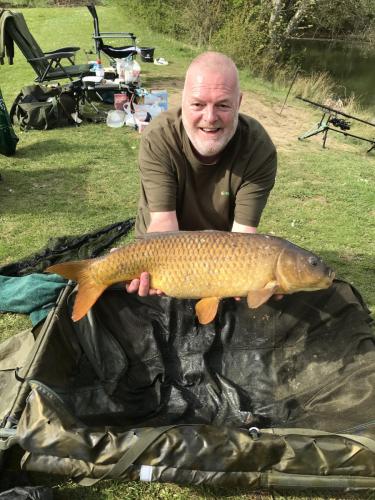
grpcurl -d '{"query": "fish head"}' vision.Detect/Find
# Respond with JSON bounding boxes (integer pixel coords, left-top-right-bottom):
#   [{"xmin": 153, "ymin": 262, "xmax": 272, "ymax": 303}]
[{"xmin": 275, "ymin": 245, "xmax": 335, "ymax": 293}]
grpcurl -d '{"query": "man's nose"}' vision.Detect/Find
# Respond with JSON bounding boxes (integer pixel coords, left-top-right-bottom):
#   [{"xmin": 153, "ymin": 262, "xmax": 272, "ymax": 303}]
[{"xmin": 203, "ymin": 105, "xmax": 218, "ymax": 123}]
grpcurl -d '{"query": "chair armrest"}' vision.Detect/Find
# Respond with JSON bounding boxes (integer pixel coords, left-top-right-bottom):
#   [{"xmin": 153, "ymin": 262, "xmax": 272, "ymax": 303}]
[
  {"xmin": 44, "ymin": 46, "xmax": 80, "ymax": 56},
  {"xmin": 28, "ymin": 51, "xmax": 77, "ymax": 62},
  {"xmin": 94, "ymin": 32, "xmax": 135, "ymax": 37}
]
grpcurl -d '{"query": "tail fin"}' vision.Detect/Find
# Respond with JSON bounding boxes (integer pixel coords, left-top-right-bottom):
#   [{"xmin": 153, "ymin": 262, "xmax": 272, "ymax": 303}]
[{"xmin": 46, "ymin": 261, "xmax": 106, "ymax": 322}]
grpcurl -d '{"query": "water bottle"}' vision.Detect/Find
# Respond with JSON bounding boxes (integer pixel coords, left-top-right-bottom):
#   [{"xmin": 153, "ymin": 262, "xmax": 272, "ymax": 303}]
[{"xmin": 95, "ymin": 59, "xmax": 105, "ymax": 79}]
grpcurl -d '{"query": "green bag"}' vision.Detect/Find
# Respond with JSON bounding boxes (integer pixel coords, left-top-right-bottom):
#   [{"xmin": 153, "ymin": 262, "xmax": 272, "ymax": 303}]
[
  {"xmin": 10, "ymin": 84, "xmax": 77, "ymax": 131},
  {"xmin": 0, "ymin": 87, "xmax": 18, "ymax": 156}
]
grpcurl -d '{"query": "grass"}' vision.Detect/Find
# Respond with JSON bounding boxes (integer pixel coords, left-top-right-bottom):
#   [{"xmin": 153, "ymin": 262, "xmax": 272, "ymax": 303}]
[{"xmin": 0, "ymin": 4, "xmax": 374, "ymax": 499}]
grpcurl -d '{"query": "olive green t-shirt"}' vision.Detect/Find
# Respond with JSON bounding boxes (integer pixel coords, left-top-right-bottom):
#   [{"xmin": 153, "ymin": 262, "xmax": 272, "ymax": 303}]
[{"xmin": 135, "ymin": 108, "xmax": 277, "ymax": 236}]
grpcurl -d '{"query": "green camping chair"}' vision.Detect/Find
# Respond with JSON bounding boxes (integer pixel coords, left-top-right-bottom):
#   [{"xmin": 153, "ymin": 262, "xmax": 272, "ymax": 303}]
[{"xmin": 0, "ymin": 9, "xmax": 92, "ymax": 83}]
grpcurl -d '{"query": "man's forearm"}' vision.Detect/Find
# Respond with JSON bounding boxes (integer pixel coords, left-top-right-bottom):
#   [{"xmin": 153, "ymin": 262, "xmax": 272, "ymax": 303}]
[
  {"xmin": 231, "ymin": 221, "xmax": 257, "ymax": 233},
  {"xmin": 147, "ymin": 211, "xmax": 179, "ymax": 233}
]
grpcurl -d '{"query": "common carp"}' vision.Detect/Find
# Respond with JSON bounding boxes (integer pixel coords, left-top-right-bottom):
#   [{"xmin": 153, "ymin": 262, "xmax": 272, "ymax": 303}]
[{"xmin": 45, "ymin": 231, "xmax": 335, "ymax": 324}]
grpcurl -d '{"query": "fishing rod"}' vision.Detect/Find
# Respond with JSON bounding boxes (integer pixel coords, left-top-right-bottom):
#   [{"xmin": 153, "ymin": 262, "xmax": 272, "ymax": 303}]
[{"xmin": 296, "ymin": 96, "xmax": 375, "ymax": 127}]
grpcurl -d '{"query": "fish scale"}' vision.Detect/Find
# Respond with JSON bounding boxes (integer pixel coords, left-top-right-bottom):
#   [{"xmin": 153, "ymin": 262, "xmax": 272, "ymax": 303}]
[{"xmin": 97, "ymin": 232, "xmax": 281, "ymax": 298}]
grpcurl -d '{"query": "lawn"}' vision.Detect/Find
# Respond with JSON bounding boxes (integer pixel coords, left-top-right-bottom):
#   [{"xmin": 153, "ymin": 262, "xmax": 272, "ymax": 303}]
[{"xmin": 0, "ymin": 4, "xmax": 374, "ymax": 500}]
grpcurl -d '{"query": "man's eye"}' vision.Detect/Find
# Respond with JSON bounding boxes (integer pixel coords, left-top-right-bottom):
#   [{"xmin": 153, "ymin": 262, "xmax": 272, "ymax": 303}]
[{"xmin": 191, "ymin": 103, "xmax": 203, "ymax": 108}]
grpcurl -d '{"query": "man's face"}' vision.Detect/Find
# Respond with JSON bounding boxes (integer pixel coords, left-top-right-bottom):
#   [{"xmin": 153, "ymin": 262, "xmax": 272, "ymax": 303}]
[{"xmin": 182, "ymin": 69, "xmax": 242, "ymax": 160}]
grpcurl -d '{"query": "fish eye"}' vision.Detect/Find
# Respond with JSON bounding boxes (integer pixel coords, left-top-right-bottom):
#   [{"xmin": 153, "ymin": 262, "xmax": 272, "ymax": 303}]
[{"xmin": 308, "ymin": 256, "xmax": 318, "ymax": 267}]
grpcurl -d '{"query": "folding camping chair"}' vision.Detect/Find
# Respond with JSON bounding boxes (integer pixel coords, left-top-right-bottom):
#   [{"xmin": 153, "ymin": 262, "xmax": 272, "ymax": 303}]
[
  {"xmin": 87, "ymin": 4, "xmax": 138, "ymax": 63},
  {"xmin": 0, "ymin": 9, "xmax": 92, "ymax": 83}
]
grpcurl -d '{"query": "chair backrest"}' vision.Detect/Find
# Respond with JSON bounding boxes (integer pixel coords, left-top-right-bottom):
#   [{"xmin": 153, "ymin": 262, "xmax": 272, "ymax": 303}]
[
  {"xmin": 2, "ymin": 10, "xmax": 49, "ymax": 79},
  {"xmin": 86, "ymin": 4, "xmax": 137, "ymax": 60},
  {"xmin": 87, "ymin": 4, "xmax": 102, "ymax": 55}
]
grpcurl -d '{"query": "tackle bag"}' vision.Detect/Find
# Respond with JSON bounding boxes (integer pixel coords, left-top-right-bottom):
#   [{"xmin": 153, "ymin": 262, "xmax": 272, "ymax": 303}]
[
  {"xmin": 10, "ymin": 84, "xmax": 77, "ymax": 131},
  {"xmin": 0, "ymin": 87, "xmax": 18, "ymax": 156}
]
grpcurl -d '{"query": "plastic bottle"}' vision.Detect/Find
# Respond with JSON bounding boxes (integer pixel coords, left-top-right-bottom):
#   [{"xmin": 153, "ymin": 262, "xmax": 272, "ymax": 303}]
[{"xmin": 95, "ymin": 59, "xmax": 105, "ymax": 79}]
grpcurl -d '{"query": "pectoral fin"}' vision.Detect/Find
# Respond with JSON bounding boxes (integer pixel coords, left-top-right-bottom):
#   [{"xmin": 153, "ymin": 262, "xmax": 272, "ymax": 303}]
[
  {"xmin": 195, "ymin": 297, "xmax": 220, "ymax": 324},
  {"xmin": 247, "ymin": 281, "xmax": 279, "ymax": 309}
]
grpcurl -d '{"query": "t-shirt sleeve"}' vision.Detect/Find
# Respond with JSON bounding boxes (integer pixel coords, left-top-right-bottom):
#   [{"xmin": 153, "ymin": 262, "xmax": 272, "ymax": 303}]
[
  {"xmin": 138, "ymin": 132, "xmax": 177, "ymax": 212},
  {"xmin": 234, "ymin": 129, "xmax": 277, "ymax": 228}
]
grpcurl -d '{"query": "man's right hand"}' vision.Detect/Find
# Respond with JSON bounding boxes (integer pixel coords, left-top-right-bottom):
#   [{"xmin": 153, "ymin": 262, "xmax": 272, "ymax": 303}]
[{"xmin": 126, "ymin": 271, "xmax": 164, "ymax": 297}]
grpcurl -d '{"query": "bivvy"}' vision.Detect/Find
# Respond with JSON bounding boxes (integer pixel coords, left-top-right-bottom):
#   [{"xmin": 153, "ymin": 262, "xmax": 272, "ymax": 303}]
[{"xmin": 0, "ymin": 267, "xmax": 374, "ymax": 490}]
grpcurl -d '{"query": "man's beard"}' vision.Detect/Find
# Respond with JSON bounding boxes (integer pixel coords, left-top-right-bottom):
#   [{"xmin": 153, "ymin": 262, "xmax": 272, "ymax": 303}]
[{"xmin": 182, "ymin": 113, "xmax": 238, "ymax": 158}]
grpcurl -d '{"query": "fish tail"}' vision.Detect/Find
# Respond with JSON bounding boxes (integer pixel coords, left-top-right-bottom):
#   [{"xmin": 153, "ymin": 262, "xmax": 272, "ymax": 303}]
[{"xmin": 46, "ymin": 260, "xmax": 106, "ymax": 322}]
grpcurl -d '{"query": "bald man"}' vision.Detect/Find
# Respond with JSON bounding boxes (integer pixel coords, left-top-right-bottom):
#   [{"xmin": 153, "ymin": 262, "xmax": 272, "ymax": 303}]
[{"xmin": 130, "ymin": 51, "xmax": 277, "ymax": 295}]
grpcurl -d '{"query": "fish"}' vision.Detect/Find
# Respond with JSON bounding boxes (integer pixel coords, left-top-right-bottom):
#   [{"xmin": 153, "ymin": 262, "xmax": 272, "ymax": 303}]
[{"xmin": 45, "ymin": 231, "xmax": 335, "ymax": 324}]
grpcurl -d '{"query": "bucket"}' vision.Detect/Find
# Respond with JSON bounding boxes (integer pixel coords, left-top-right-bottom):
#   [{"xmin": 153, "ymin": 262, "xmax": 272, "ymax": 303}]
[
  {"xmin": 140, "ymin": 47, "xmax": 155, "ymax": 63},
  {"xmin": 106, "ymin": 110, "xmax": 126, "ymax": 128}
]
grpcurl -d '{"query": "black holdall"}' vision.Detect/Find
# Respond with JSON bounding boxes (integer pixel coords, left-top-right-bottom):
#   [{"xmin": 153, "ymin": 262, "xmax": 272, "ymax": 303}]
[
  {"xmin": 10, "ymin": 84, "xmax": 78, "ymax": 131},
  {"xmin": 0, "ymin": 87, "xmax": 18, "ymax": 156}
]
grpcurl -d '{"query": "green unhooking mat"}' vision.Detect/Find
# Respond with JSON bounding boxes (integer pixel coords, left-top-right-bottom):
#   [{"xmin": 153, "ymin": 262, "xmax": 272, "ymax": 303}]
[{"xmin": 0, "ymin": 279, "xmax": 374, "ymax": 490}]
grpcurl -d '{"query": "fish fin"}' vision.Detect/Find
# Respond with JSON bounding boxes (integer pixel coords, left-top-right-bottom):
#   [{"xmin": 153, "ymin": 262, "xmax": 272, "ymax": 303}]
[
  {"xmin": 46, "ymin": 261, "xmax": 106, "ymax": 322},
  {"xmin": 45, "ymin": 260, "xmax": 91, "ymax": 281},
  {"xmin": 247, "ymin": 281, "xmax": 279, "ymax": 309},
  {"xmin": 195, "ymin": 297, "xmax": 220, "ymax": 325}
]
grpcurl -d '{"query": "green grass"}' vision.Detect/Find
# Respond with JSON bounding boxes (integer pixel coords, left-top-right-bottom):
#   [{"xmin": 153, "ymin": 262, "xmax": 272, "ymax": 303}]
[{"xmin": 0, "ymin": 4, "xmax": 374, "ymax": 499}]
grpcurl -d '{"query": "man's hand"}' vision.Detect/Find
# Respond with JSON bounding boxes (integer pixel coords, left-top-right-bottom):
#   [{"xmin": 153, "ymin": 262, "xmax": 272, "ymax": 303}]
[{"xmin": 126, "ymin": 271, "xmax": 164, "ymax": 297}]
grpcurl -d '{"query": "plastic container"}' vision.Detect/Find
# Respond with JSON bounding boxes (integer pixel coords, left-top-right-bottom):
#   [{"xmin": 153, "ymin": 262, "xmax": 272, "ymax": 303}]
[
  {"xmin": 144, "ymin": 89, "xmax": 168, "ymax": 111},
  {"xmin": 106, "ymin": 110, "xmax": 126, "ymax": 128},
  {"xmin": 133, "ymin": 103, "xmax": 162, "ymax": 119},
  {"xmin": 116, "ymin": 59, "xmax": 126, "ymax": 82},
  {"xmin": 124, "ymin": 59, "xmax": 141, "ymax": 84},
  {"xmin": 95, "ymin": 59, "xmax": 105, "ymax": 79}
]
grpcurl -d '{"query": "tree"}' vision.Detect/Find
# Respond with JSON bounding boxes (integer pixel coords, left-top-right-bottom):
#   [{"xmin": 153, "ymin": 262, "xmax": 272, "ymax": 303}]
[{"xmin": 267, "ymin": 0, "xmax": 375, "ymax": 62}]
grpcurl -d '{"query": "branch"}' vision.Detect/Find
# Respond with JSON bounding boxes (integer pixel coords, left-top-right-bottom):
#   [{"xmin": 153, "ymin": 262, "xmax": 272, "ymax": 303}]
[{"xmin": 285, "ymin": 0, "xmax": 315, "ymax": 38}]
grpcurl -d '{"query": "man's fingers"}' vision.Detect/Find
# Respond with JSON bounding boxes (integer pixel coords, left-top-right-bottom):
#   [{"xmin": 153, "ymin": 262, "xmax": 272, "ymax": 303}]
[
  {"xmin": 126, "ymin": 278, "xmax": 140, "ymax": 293},
  {"xmin": 138, "ymin": 272, "xmax": 150, "ymax": 297},
  {"xmin": 148, "ymin": 289, "xmax": 164, "ymax": 296},
  {"xmin": 126, "ymin": 272, "xmax": 164, "ymax": 296}
]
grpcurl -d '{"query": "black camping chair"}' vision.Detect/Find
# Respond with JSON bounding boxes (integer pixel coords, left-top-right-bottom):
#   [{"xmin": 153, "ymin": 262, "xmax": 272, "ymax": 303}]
[
  {"xmin": 0, "ymin": 9, "xmax": 92, "ymax": 83},
  {"xmin": 87, "ymin": 4, "xmax": 138, "ymax": 62}
]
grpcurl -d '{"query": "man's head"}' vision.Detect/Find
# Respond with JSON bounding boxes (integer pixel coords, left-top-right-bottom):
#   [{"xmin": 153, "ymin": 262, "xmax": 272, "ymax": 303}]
[{"xmin": 181, "ymin": 52, "xmax": 242, "ymax": 161}]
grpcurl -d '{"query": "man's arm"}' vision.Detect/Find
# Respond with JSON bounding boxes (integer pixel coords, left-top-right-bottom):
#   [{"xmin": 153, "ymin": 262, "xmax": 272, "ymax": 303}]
[
  {"xmin": 231, "ymin": 221, "xmax": 257, "ymax": 233},
  {"xmin": 147, "ymin": 211, "xmax": 179, "ymax": 233}
]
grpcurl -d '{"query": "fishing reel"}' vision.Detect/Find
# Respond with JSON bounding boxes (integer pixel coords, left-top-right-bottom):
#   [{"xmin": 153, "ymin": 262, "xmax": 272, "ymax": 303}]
[{"xmin": 329, "ymin": 116, "xmax": 351, "ymax": 131}]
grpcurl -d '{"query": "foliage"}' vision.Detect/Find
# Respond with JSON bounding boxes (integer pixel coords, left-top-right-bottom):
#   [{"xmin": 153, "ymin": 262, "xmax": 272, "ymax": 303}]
[
  {"xmin": 121, "ymin": 0, "xmax": 375, "ymax": 72},
  {"xmin": 211, "ymin": 1, "xmax": 269, "ymax": 66},
  {"xmin": 306, "ymin": 0, "xmax": 375, "ymax": 40}
]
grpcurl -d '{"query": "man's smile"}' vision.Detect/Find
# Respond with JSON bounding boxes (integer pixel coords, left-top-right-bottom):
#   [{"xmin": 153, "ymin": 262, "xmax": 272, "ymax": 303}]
[{"xmin": 199, "ymin": 127, "xmax": 221, "ymax": 134}]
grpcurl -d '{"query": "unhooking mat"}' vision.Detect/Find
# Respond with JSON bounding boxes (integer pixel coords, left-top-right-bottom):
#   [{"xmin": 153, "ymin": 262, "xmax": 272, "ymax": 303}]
[{"xmin": 0, "ymin": 278, "xmax": 374, "ymax": 489}]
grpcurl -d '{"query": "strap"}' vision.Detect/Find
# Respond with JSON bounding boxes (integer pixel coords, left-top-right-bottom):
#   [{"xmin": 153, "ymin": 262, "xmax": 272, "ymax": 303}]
[
  {"xmin": 78, "ymin": 424, "xmax": 184, "ymax": 486},
  {"xmin": 261, "ymin": 427, "xmax": 375, "ymax": 454},
  {"xmin": 9, "ymin": 91, "xmax": 24, "ymax": 124}
]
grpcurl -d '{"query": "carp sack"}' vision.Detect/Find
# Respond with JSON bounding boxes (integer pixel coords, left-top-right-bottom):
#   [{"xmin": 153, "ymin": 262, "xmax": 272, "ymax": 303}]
[{"xmin": 45, "ymin": 231, "xmax": 335, "ymax": 324}]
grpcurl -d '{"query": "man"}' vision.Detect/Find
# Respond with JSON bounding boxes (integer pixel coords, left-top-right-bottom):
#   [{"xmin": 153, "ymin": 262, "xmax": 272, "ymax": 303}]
[{"xmin": 128, "ymin": 51, "xmax": 277, "ymax": 296}]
